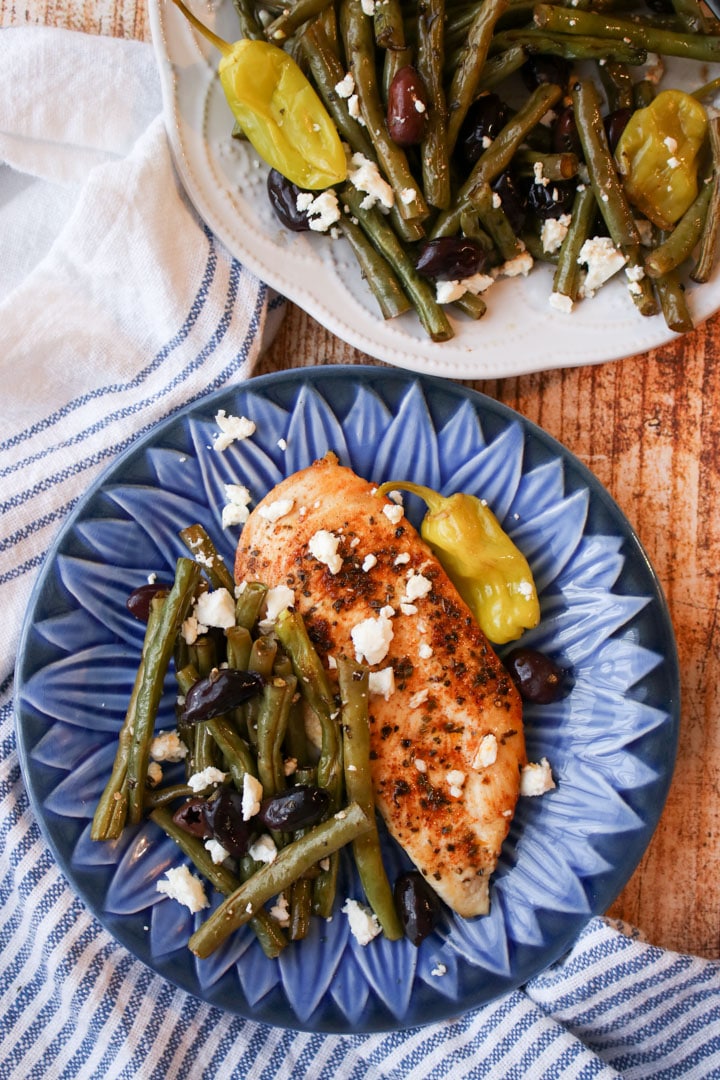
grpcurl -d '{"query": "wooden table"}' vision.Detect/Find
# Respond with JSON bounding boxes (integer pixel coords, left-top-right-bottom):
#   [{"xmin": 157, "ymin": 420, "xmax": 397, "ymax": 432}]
[{"xmin": 5, "ymin": 0, "xmax": 719, "ymax": 961}]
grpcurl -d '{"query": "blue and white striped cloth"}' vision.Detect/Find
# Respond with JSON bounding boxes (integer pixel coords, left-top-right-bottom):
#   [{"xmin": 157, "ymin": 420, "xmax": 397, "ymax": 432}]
[{"xmin": 1, "ymin": 25, "xmax": 719, "ymax": 1079}]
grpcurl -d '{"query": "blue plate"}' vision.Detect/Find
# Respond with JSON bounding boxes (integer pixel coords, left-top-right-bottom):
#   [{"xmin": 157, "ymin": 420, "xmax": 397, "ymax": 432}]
[{"xmin": 14, "ymin": 366, "xmax": 680, "ymax": 1032}]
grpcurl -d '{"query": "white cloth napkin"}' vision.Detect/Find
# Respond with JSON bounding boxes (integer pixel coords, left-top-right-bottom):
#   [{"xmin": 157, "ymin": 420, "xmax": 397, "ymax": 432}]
[{"xmin": 1, "ymin": 25, "xmax": 719, "ymax": 1080}]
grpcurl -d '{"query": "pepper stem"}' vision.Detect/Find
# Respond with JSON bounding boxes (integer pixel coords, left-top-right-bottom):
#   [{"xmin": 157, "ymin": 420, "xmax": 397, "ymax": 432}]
[
  {"xmin": 375, "ymin": 480, "xmax": 445, "ymax": 514},
  {"xmin": 171, "ymin": 0, "xmax": 233, "ymax": 57}
]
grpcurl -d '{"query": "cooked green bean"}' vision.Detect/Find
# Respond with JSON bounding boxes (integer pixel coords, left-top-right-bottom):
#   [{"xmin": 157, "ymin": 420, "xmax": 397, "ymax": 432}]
[
  {"xmin": 513, "ymin": 149, "xmax": 579, "ymax": 182},
  {"xmin": 597, "ymin": 60, "xmax": 634, "ymax": 112},
  {"xmin": 289, "ymin": 877, "xmax": 314, "ymax": 940},
  {"xmin": 417, "ymin": 0, "xmax": 451, "ymax": 208},
  {"xmin": 489, "ymin": 28, "xmax": 649, "ymax": 65},
  {"xmin": 338, "ymin": 659, "xmax": 403, "ymax": 940},
  {"xmin": 446, "ymin": 0, "xmax": 509, "ymax": 156},
  {"xmin": 645, "ymin": 181, "xmax": 713, "ymax": 277},
  {"xmin": 127, "ymin": 559, "xmax": 201, "ymax": 825},
  {"xmin": 453, "ymin": 291, "xmax": 488, "ymax": 319},
  {"xmin": 475, "ymin": 44, "xmax": 528, "ymax": 91},
  {"xmin": 256, "ymin": 676, "xmax": 297, "ymax": 796},
  {"xmin": 234, "ymin": 582, "xmax": 267, "ymax": 630},
  {"xmin": 468, "ymin": 182, "xmax": 525, "ymax": 261},
  {"xmin": 179, "ymin": 525, "xmax": 235, "ymax": 594},
  {"xmin": 245, "ymin": 635, "xmax": 279, "ymax": 747},
  {"xmin": 189, "ymin": 801, "xmax": 372, "ymax": 957},
  {"xmin": 655, "ymin": 264, "xmax": 695, "ymax": 332},
  {"xmin": 691, "ymin": 118, "xmax": 720, "ymax": 283},
  {"xmin": 207, "ymin": 713, "xmax": 258, "ymax": 786},
  {"xmin": 225, "ymin": 624, "xmax": 253, "ymax": 671},
  {"xmin": 265, "ymin": 0, "xmax": 335, "ymax": 41},
  {"xmin": 336, "ymin": 213, "xmax": 413, "ymax": 320},
  {"xmin": 552, "ymin": 184, "xmax": 598, "ymax": 302}
]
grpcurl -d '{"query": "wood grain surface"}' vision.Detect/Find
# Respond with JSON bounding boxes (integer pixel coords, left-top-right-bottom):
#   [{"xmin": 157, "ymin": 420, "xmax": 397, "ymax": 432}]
[{"xmin": 4, "ymin": 0, "xmax": 719, "ymax": 960}]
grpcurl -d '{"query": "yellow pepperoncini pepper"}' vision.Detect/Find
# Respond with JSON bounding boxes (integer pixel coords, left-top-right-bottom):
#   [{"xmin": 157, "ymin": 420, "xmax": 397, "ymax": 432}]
[
  {"xmin": 376, "ymin": 481, "xmax": 540, "ymax": 645},
  {"xmin": 171, "ymin": 0, "xmax": 347, "ymax": 189},
  {"xmin": 614, "ymin": 89, "xmax": 708, "ymax": 230}
]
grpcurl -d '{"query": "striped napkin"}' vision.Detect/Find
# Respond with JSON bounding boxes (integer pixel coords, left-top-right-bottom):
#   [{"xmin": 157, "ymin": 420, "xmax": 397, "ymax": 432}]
[{"xmin": 1, "ymin": 25, "xmax": 719, "ymax": 1080}]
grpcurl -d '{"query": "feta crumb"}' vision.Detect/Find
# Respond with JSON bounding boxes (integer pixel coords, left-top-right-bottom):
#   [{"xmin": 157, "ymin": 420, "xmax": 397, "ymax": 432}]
[
  {"xmin": 334, "ymin": 72, "xmax": 355, "ymax": 98},
  {"xmin": 394, "ymin": 552, "xmax": 411, "ymax": 565},
  {"xmin": 414, "ymin": 758, "xmax": 427, "ymax": 773},
  {"xmin": 205, "ymin": 839, "xmax": 230, "ymax": 865},
  {"xmin": 222, "ymin": 482, "xmax": 252, "ymax": 527},
  {"xmin": 533, "ymin": 161, "xmax": 549, "ymax": 187},
  {"xmin": 520, "ymin": 758, "xmax": 556, "ymax": 797},
  {"xmin": 431, "ymin": 963, "xmax": 447, "ymax": 977},
  {"xmin": 302, "ymin": 190, "xmax": 342, "ymax": 233},
  {"xmin": 187, "ymin": 766, "xmax": 227, "ymax": 793},
  {"xmin": 277, "ymin": 438, "xmax": 287, "ymax": 451},
  {"xmin": 157, "ymin": 866, "xmax": 209, "ymax": 913},
  {"xmin": 361, "ymin": 0, "xmax": 375, "ymax": 14},
  {"xmin": 269, "ymin": 893, "xmax": 291, "ymax": 927},
  {"xmin": 347, "ymin": 94, "xmax": 364, "ymax": 125},
  {"xmin": 147, "ymin": 761, "xmax": 162, "ymax": 787},
  {"xmin": 308, "ymin": 529, "xmax": 343, "ymax": 574},
  {"xmin": 635, "ymin": 218, "xmax": 653, "ymax": 246},
  {"xmin": 342, "ymin": 898, "xmax": 382, "ymax": 945},
  {"xmin": 491, "ymin": 190, "xmax": 502, "ymax": 208},
  {"xmin": 418, "ymin": 642, "xmax": 433, "ymax": 660},
  {"xmin": 249, "ymin": 835, "xmax": 278, "ymax": 864},
  {"xmin": 400, "ymin": 603, "xmax": 418, "ymax": 616},
  {"xmin": 549, "ymin": 291, "xmax": 573, "ymax": 314},
  {"xmin": 351, "ymin": 615, "xmax": 394, "ymax": 666},
  {"xmin": 362, "ymin": 553, "xmax": 378, "ymax": 572},
  {"xmin": 259, "ymin": 498, "xmax": 294, "ymax": 522},
  {"xmin": 404, "ymin": 572, "xmax": 432, "ymax": 602},
  {"xmin": 349, "ymin": 152, "xmax": 394, "ymax": 210},
  {"xmin": 496, "ymin": 251, "xmax": 534, "ymax": 278},
  {"xmin": 150, "ymin": 730, "xmax": 188, "ymax": 763},
  {"xmin": 259, "ymin": 584, "xmax": 295, "ymax": 630},
  {"xmin": 462, "ymin": 272, "xmax": 495, "ymax": 295},
  {"xmin": 409, "ymin": 688, "xmax": 429, "ymax": 709},
  {"xmin": 447, "ymin": 769, "xmax": 466, "ymax": 789},
  {"xmin": 667, "ymin": 156, "xmax": 680, "ymax": 169},
  {"xmin": 242, "ymin": 773, "xmax": 263, "ymax": 820},
  {"xmin": 400, "ymin": 187, "xmax": 416, "ymax": 205},
  {"xmin": 436, "ymin": 280, "xmax": 466, "ymax": 304},
  {"xmin": 380, "ymin": 605, "xmax": 395, "ymax": 619},
  {"xmin": 383, "ymin": 502, "xmax": 404, "ymax": 525},
  {"xmin": 541, "ymin": 213, "xmax": 571, "ymax": 254},
  {"xmin": 664, "ymin": 136, "xmax": 678, "ymax": 153},
  {"xmin": 578, "ymin": 236, "xmax": 626, "ymax": 296},
  {"xmin": 214, "ymin": 410, "xmax": 256, "ymax": 451},
  {"xmin": 472, "ymin": 734, "xmax": 498, "ymax": 770},
  {"xmin": 368, "ymin": 666, "xmax": 396, "ymax": 700},
  {"xmin": 195, "ymin": 588, "xmax": 236, "ymax": 630}
]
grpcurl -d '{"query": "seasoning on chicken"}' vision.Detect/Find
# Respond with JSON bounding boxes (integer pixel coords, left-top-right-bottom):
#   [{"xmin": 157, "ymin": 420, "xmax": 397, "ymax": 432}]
[{"xmin": 234, "ymin": 456, "xmax": 525, "ymax": 917}]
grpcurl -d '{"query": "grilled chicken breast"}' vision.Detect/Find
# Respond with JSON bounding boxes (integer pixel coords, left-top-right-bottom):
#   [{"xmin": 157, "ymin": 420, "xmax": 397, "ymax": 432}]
[{"xmin": 234, "ymin": 456, "xmax": 525, "ymax": 917}]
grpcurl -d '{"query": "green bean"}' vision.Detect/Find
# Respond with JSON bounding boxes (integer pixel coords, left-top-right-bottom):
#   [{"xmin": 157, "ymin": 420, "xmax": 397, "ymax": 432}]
[
  {"xmin": 231, "ymin": 0, "xmax": 264, "ymax": 40},
  {"xmin": 339, "ymin": 0, "xmax": 429, "ymax": 221},
  {"xmin": 341, "ymin": 185, "xmax": 454, "ymax": 341},
  {"xmin": 226, "ymin": 624, "xmax": 253, "ymax": 671},
  {"xmin": 289, "ymin": 877, "xmax": 313, "ymax": 940},
  {"xmin": 193, "ymin": 636, "xmax": 221, "ymax": 773},
  {"xmin": 655, "ymin": 264, "xmax": 695, "ymax": 332},
  {"xmin": 533, "ymin": 5, "xmax": 720, "ymax": 62},
  {"xmin": 453, "ymin": 291, "xmax": 488, "ymax": 319},
  {"xmin": 513, "ymin": 149, "xmax": 579, "ymax": 182},
  {"xmin": 245, "ymin": 635, "xmax": 278, "ymax": 747},
  {"xmin": 475, "ymin": 45, "xmax": 528, "ymax": 91},
  {"xmin": 189, "ymin": 802, "xmax": 372, "ymax": 957},
  {"xmin": 127, "ymin": 559, "xmax": 201, "ymax": 825},
  {"xmin": 644, "ymin": 180, "xmax": 713, "ymax": 277},
  {"xmin": 207, "ymin": 714, "xmax": 258, "ymax": 786},
  {"xmin": 552, "ymin": 184, "xmax": 598, "ymax": 301},
  {"xmin": 374, "ymin": 0, "xmax": 405, "ymax": 50},
  {"xmin": 143, "ymin": 782, "xmax": 195, "ymax": 809},
  {"xmin": 179, "ymin": 525, "xmax": 235, "ymax": 594},
  {"xmin": 265, "ymin": 0, "xmax": 335, "ymax": 41},
  {"xmin": 150, "ymin": 807, "xmax": 287, "ymax": 959},
  {"xmin": 489, "ymin": 28, "xmax": 648, "ymax": 64},
  {"xmin": 336, "ymin": 213, "xmax": 413, "ymax": 320},
  {"xmin": 468, "ymin": 183, "xmax": 524, "ymax": 261},
  {"xmin": 91, "ymin": 595, "xmax": 168, "ymax": 840},
  {"xmin": 597, "ymin": 60, "xmax": 634, "ymax": 112},
  {"xmin": 417, "ymin": 0, "xmax": 451, "ymax": 208},
  {"xmin": 234, "ymin": 582, "xmax": 267, "ymax": 630},
  {"xmin": 691, "ymin": 74, "xmax": 720, "ymax": 101},
  {"xmin": 431, "ymin": 82, "xmax": 563, "ymax": 239},
  {"xmin": 670, "ymin": 0, "xmax": 708, "ymax": 34},
  {"xmin": 338, "ymin": 659, "xmax": 403, "ymax": 939},
  {"xmin": 691, "ymin": 118, "xmax": 720, "ymax": 283},
  {"xmin": 446, "ymin": 0, "xmax": 509, "ymax": 156},
  {"xmin": 256, "ymin": 676, "xmax": 297, "ymax": 796}
]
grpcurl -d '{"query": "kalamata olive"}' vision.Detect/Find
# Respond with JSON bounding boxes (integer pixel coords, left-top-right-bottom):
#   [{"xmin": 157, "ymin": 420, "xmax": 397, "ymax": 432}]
[
  {"xmin": 387, "ymin": 66, "xmax": 428, "ymax": 146},
  {"xmin": 394, "ymin": 871, "xmax": 443, "ymax": 946},
  {"xmin": 257, "ymin": 785, "xmax": 330, "ymax": 831},
  {"xmin": 172, "ymin": 797, "xmax": 212, "ymax": 839},
  {"xmin": 552, "ymin": 105, "xmax": 582, "ymax": 157},
  {"xmin": 415, "ymin": 237, "xmax": 490, "ymax": 281},
  {"xmin": 644, "ymin": 0, "xmax": 674, "ymax": 11},
  {"xmin": 457, "ymin": 93, "xmax": 511, "ymax": 167},
  {"xmin": 180, "ymin": 668, "xmax": 264, "ymax": 725},
  {"xmin": 492, "ymin": 171, "xmax": 527, "ymax": 236},
  {"xmin": 504, "ymin": 647, "xmax": 566, "ymax": 704},
  {"xmin": 526, "ymin": 178, "xmax": 575, "ymax": 220},
  {"xmin": 521, "ymin": 55, "xmax": 570, "ymax": 92},
  {"xmin": 267, "ymin": 168, "xmax": 311, "ymax": 232},
  {"xmin": 126, "ymin": 582, "xmax": 169, "ymax": 622},
  {"xmin": 604, "ymin": 107, "xmax": 633, "ymax": 154},
  {"xmin": 203, "ymin": 786, "xmax": 256, "ymax": 857}
]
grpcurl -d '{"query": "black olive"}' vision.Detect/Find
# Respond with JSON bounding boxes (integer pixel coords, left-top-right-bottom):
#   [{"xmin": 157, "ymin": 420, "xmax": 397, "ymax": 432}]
[
  {"xmin": 394, "ymin": 871, "xmax": 443, "ymax": 946},
  {"xmin": 172, "ymin": 797, "xmax": 212, "ymax": 839},
  {"xmin": 526, "ymin": 178, "xmax": 575, "ymax": 220},
  {"xmin": 415, "ymin": 237, "xmax": 490, "ymax": 280},
  {"xmin": 257, "ymin": 785, "xmax": 330, "ymax": 831},
  {"xmin": 521, "ymin": 56, "xmax": 570, "ymax": 92},
  {"xmin": 457, "ymin": 93, "xmax": 512, "ymax": 167},
  {"xmin": 492, "ymin": 171, "xmax": 527, "ymax": 236},
  {"xmin": 604, "ymin": 107, "xmax": 633, "ymax": 154},
  {"xmin": 552, "ymin": 105, "xmax": 582, "ymax": 157},
  {"xmin": 267, "ymin": 169, "xmax": 312, "ymax": 232},
  {"xmin": 387, "ymin": 66, "xmax": 428, "ymax": 146},
  {"xmin": 180, "ymin": 668, "xmax": 264, "ymax": 725},
  {"xmin": 504, "ymin": 647, "xmax": 567, "ymax": 704},
  {"xmin": 126, "ymin": 582, "xmax": 169, "ymax": 622},
  {"xmin": 203, "ymin": 786, "xmax": 256, "ymax": 857},
  {"xmin": 644, "ymin": 0, "xmax": 674, "ymax": 11}
]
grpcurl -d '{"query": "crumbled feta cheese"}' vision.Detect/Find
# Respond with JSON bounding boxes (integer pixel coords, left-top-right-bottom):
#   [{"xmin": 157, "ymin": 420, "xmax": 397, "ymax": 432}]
[
  {"xmin": 379, "ymin": 605, "xmax": 395, "ymax": 619},
  {"xmin": 447, "ymin": 769, "xmax": 466, "ymax": 788},
  {"xmin": 404, "ymin": 572, "xmax": 432, "ymax": 602},
  {"xmin": 394, "ymin": 552, "xmax": 410, "ymax": 565},
  {"xmin": 520, "ymin": 758, "xmax": 556, "ymax": 797},
  {"xmin": 249, "ymin": 835, "xmax": 278, "ymax": 864},
  {"xmin": 578, "ymin": 237, "xmax": 626, "ymax": 296},
  {"xmin": 533, "ymin": 161, "xmax": 549, "ymax": 187},
  {"xmin": 664, "ymin": 136, "xmax": 678, "ymax": 154},
  {"xmin": 549, "ymin": 292, "xmax": 573, "ymax": 314},
  {"xmin": 418, "ymin": 642, "xmax": 433, "ymax": 660},
  {"xmin": 188, "ymin": 766, "xmax": 227, "ymax": 793},
  {"xmin": 308, "ymin": 529, "xmax": 343, "ymax": 574},
  {"xmin": 414, "ymin": 757, "xmax": 427, "ymax": 773},
  {"xmin": 205, "ymin": 839, "xmax": 230, "ymax": 865},
  {"xmin": 409, "ymin": 688, "xmax": 429, "ymax": 709},
  {"xmin": 269, "ymin": 893, "xmax": 291, "ymax": 927},
  {"xmin": 383, "ymin": 502, "xmax": 404, "ymax": 525},
  {"xmin": 147, "ymin": 761, "xmax": 162, "ymax": 787},
  {"xmin": 436, "ymin": 280, "xmax": 466, "ymax": 304},
  {"xmin": 643, "ymin": 52, "xmax": 665, "ymax": 85},
  {"xmin": 431, "ymin": 963, "xmax": 447, "ymax": 977},
  {"xmin": 362, "ymin": 553, "xmax": 378, "ymax": 572},
  {"xmin": 222, "ymin": 483, "xmax": 252, "ymax": 530},
  {"xmin": 541, "ymin": 213, "xmax": 571, "ymax": 254},
  {"xmin": 242, "ymin": 773, "xmax": 263, "ymax": 820},
  {"xmin": 301, "ymin": 190, "xmax": 342, "ymax": 233},
  {"xmin": 491, "ymin": 190, "xmax": 502, "ymax": 208},
  {"xmin": 635, "ymin": 218, "xmax": 653, "ymax": 246},
  {"xmin": 157, "ymin": 866, "xmax": 209, "ymax": 913},
  {"xmin": 348, "ymin": 153, "xmax": 394, "ymax": 211},
  {"xmin": 400, "ymin": 187, "xmax": 416, "ymax": 205},
  {"xmin": 463, "ymin": 272, "xmax": 495, "ymax": 295},
  {"xmin": 259, "ymin": 498, "xmax": 294, "ymax": 522},
  {"xmin": 368, "ymin": 667, "xmax": 396, "ymax": 700},
  {"xmin": 342, "ymin": 898, "xmax": 382, "ymax": 945},
  {"xmin": 351, "ymin": 615, "xmax": 394, "ymax": 666},
  {"xmin": 361, "ymin": 0, "xmax": 375, "ymax": 14},
  {"xmin": 334, "ymin": 72, "xmax": 355, "ymax": 98},
  {"xmin": 400, "ymin": 603, "xmax": 417, "ymax": 616},
  {"xmin": 258, "ymin": 584, "xmax": 295, "ymax": 632},
  {"xmin": 472, "ymin": 734, "xmax": 498, "ymax": 770},
  {"xmin": 195, "ymin": 588, "xmax": 236, "ymax": 630},
  {"xmin": 667, "ymin": 156, "xmax": 680, "ymax": 169},
  {"xmin": 214, "ymin": 410, "xmax": 256, "ymax": 451},
  {"xmin": 150, "ymin": 730, "xmax": 188, "ymax": 763},
  {"xmin": 347, "ymin": 94, "xmax": 364, "ymax": 124},
  {"xmin": 496, "ymin": 251, "xmax": 534, "ymax": 278}
]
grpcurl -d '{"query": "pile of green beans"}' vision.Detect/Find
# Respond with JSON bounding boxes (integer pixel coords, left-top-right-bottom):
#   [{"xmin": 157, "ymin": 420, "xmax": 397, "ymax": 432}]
[
  {"xmin": 231, "ymin": 0, "xmax": 720, "ymax": 338},
  {"xmin": 92, "ymin": 526, "xmax": 404, "ymax": 960}
]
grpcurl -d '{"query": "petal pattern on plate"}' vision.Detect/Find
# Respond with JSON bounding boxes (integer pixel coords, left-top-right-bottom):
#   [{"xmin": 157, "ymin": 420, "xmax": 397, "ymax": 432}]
[{"xmin": 14, "ymin": 370, "xmax": 679, "ymax": 1031}]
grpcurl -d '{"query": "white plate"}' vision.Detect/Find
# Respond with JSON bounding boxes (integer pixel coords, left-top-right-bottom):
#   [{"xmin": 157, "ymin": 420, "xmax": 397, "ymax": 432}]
[{"xmin": 149, "ymin": 0, "xmax": 720, "ymax": 379}]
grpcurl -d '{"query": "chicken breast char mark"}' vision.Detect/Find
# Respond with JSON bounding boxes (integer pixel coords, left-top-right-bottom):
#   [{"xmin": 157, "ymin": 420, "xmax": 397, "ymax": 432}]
[{"xmin": 234, "ymin": 457, "xmax": 525, "ymax": 918}]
